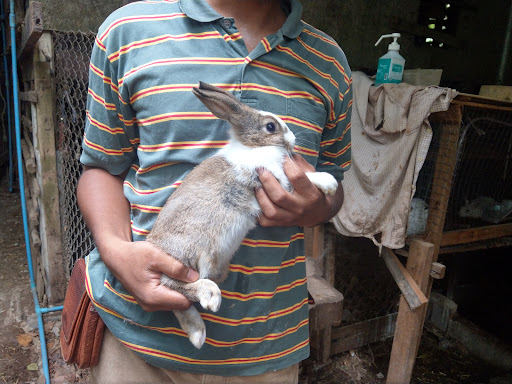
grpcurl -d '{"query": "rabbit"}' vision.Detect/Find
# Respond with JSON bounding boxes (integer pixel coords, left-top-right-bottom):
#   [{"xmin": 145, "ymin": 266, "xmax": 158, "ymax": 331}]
[
  {"xmin": 458, "ymin": 196, "xmax": 496, "ymax": 219},
  {"xmin": 146, "ymin": 82, "xmax": 339, "ymax": 349},
  {"xmin": 407, "ymin": 198, "xmax": 429, "ymax": 236}
]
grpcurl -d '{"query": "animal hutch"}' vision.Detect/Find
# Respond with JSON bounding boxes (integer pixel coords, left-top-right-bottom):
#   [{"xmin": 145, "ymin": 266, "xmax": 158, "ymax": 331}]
[
  {"xmin": 11, "ymin": 0, "xmax": 512, "ymax": 383},
  {"xmin": 307, "ymin": 93, "xmax": 512, "ymax": 383}
]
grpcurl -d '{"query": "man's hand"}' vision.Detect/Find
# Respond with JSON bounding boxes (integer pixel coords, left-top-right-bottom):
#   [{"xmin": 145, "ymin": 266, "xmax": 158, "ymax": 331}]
[
  {"xmin": 99, "ymin": 239, "xmax": 199, "ymax": 312},
  {"xmin": 255, "ymin": 154, "xmax": 343, "ymax": 228}
]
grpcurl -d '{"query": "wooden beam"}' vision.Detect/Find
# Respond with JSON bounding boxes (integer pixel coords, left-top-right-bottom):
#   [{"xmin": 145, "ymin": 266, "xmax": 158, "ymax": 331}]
[
  {"xmin": 430, "ymin": 262, "xmax": 446, "ymax": 280},
  {"xmin": 18, "ymin": 1, "xmax": 43, "ymax": 59},
  {"xmin": 382, "ymin": 248, "xmax": 428, "ymax": 311},
  {"xmin": 32, "ymin": 32, "xmax": 66, "ymax": 303},
  {"xmin": 331, "ymin": 313, "xmax": 397, "ymax": 355},
  {"xmin": 386, "ymin": 240, "xmax": 435, "ymax": 384},
  {"xmin": 441, "ymin": 224, "xmax": 512, "ymax": 247},
  {"xmin": 424, "ymin": 104, "xmax": 462, "ymax": 267},
  {"xmin": 311, "ymin": 224, "xmax": 325, "ymax": 260}
]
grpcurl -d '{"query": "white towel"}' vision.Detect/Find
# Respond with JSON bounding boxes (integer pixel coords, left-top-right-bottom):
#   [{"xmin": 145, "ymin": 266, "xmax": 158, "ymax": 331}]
[{"xmin": 332, "ymin": 72, "xmax": 458, "ymax": 249}]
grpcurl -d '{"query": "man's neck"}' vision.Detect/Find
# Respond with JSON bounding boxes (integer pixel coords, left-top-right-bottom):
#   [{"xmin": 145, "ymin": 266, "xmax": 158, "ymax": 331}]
[{"xmin": 205, "ymin": 0, "xmax": 287, "ymax": 52}]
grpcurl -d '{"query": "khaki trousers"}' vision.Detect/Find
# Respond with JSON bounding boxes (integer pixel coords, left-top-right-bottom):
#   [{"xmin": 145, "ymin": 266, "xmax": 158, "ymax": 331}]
[{"xmin": 90, "ymin": 329, "xmax": 299, "ymax": 384}]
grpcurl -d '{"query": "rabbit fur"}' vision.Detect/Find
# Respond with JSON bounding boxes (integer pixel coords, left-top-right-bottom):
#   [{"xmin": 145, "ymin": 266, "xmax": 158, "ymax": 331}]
[{"xmin": 146, "ymin": 82, "xmax": 338, "ymax": 349}]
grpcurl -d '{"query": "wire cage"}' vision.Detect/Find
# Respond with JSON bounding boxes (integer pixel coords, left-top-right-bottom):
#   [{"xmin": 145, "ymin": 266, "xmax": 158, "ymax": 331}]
[
  {"xmin": 414, "ymin": 103, "xmax": 512, "ymax": 235},
  {"xmin": 53, "ymin": 31, "xmax": 96, "ymax": 274}
]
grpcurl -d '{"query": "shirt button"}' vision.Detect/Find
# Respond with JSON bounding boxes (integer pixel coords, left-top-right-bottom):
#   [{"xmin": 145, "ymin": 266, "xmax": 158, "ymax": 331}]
[{"xmin": 223, "ymin": 19, "xmax": 232, "ymax": 29}]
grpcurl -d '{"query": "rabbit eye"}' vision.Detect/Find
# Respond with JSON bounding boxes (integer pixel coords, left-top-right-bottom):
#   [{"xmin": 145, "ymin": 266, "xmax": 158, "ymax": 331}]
[{"xmin": 266, "ymin": 122, "xmax": 276, "ymax": 133}]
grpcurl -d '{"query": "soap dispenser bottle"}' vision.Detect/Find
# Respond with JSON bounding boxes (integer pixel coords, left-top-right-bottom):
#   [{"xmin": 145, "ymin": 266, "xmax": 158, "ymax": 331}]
[{"xmin": 374, "ymin": 33, "xmax": 405, "ymax": 85}]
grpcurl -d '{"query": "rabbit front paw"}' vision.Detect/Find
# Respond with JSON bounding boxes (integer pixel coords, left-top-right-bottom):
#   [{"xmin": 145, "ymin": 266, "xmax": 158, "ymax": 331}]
[
  {"xmin": 306, "ymin": 172, "xmax": 338, "ymax": 196},
  {"xmin": 197, "ymin": 279, "xmax": 222, "ymax": 312}
]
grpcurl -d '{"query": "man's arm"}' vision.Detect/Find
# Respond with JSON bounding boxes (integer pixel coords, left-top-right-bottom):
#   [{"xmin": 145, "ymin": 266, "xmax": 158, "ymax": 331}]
[
  {"xmin": 77, "ymin": 165, "xmax": 198, "ymax": 312},
  {"xmin": 256, "ymin": 154, "xmax": 344, "ymax": 228}
]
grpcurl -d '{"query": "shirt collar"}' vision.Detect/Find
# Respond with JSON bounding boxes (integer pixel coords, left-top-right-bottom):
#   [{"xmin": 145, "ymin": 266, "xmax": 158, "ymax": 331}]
[{"xmin": 179, "ymin": 0, "xmax": 304, "ymax": 38}]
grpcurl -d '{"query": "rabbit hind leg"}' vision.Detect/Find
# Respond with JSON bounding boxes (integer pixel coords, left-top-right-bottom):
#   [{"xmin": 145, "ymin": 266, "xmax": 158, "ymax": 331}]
[
  {"xmin": 160, "ymin": 275, "xmax": 222, "ymax": 312},
  {"xmin": 173, "ymin": 307, "xmax": 206, "ymax": 349}
]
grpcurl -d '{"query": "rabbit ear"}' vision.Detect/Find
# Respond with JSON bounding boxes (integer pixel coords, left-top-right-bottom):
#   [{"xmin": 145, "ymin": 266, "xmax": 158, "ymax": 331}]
[{"xmin": 193, "ymin": 82, "xmax": 244, "ymax": 122}]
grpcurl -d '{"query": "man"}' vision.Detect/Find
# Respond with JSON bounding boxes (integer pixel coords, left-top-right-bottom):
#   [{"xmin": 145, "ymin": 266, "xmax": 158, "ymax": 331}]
[{"xmin": 77, "ymin": 0, "xmax": 352, "ymax": 382}]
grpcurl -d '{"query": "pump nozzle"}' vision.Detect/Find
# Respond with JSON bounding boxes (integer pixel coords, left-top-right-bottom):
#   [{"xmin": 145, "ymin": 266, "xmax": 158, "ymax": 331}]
[{"xmin": 375, "ymin": 33, "xmax": 401, "ymax": 51}]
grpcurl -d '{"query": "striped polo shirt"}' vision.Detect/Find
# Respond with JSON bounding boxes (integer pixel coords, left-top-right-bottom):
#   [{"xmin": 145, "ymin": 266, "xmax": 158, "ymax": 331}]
[{"xmin": 81, "ymin": 0, "xmax": 352, "ymax": 376}]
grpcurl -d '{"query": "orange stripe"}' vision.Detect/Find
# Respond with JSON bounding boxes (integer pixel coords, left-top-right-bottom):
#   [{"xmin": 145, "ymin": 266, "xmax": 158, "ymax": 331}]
[
  {"xmin": 104, "ymin": 280, "xmax": 137, "ymax": 303},
  {"xmin": 294, "ymin": 145, "xmax": 319, "ymax": 157},
  {"xmin": 83, "ymin": 135, "xmax": 133, "ymax": 156},
  {"xmin": 229, "ymin": 255, "xmax": 305, "ymax": 275},
  {"xmin": 201, "ymin": 298, "xmax": 308, "ymax": 326},
  {"xmin": 296, "ymin": 36, "xmax": 350, "ymax": 86},
  {"xmin": 137, "ymin": 111, "xmax": 215, "ymax": 126},
  {"xmin": 131, "ymin": 162, "xmax": 179, "ymax": 174},
  {"xmin": 282, "ymin": 116, "xmax": 323, "ymax": 133},
  {"xmin": 250, "ymin": 60, "xmax": 336, "ymax": 121},
  {"xmin": 99, "ymin": 13, "xmax": 187, "ymax": 42},
  {"xmin": 323, "ymin": 142, "xmax": 351, "ymax": 158},
  {"xmin": 138, "ymin": 140, "xmax": 227, "ymax": 152},
  {"xmin": 301, "ymin": 26, "xmax": 339, "ymax": 48},
  {"xmin": 120, "ymin": 57, "xmax": 246, "ymax": 86},
  {"xmin": 222, "ymin": 278, "xmax": 307, "ymax": 301},
  {"xmin": 206, "ymin": 319, "xmax": 308, "ymax": 347},
  {"xmin": 119, "ymin": 337, "xmax": 309, "ymax": 365},
  {"xmin": 124, "ymin": 180, "xmax": 181, "ymax": 195},
  {"xmin": 276, "ymin": 45, "xmax": 340, "ymax": 90},
  {"xmin": 109, "ymin": 32, "xmax": 225, "ymax": 62},
  {"xmin": 262, "ymin": 37, "xmax": 272, "ymax": 52}
]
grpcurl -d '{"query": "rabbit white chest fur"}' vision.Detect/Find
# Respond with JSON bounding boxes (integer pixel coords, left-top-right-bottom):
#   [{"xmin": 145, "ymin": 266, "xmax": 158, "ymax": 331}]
[{"xmin": 146, "ymin": 82, "xmax": 338, "ymax": 349}]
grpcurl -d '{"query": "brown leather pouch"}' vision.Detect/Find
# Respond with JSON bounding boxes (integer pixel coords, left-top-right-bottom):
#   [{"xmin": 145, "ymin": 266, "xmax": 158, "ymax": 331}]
[{"xmin": 60, "ymin": 258, "xmax": 105, "ymax": 368}]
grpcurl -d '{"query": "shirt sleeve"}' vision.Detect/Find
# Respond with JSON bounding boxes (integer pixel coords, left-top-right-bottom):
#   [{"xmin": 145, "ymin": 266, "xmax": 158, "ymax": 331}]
[
  {"xmin": 80, "ymin": 34, "xmax": 138, "ymax": 176},
  {"xmin": 315, "ymin": 74, "xmax": 352, "ymax": 182}
]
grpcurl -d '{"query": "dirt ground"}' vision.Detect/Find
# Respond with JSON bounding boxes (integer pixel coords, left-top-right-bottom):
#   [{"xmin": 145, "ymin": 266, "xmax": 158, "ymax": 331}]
[{"xmin": 1, "ymin": 173, "xmax": 511, "ymax": 384}]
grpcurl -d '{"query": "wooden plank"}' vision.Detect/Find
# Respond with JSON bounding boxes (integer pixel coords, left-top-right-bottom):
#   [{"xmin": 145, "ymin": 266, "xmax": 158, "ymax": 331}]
[
  {"xmin": 430, "ymin": 262, "xmax": 446, "ymax": 280},
  {"xmin": 308, "ymin": 274, "xmax": 344, "ymax": 363},
  {"xmin": 18, "ymin": 1, "xmax": 43, "ymax": 59},
  {"xmin": 441, "ymin": 224, "xmax": 512, "ymax": 247},
  {"xmin": 382, "ymin": 248, "xmax": 428, "ymax": 311},
  {"xmin": 386, "ymin": 240, "xmax": 435, "ymax": 384},
  {"xmin": 312, "ymin": 224, "xmax": 325, "ymax": 259},
  {"xmin": 331, "ymin": 313, "xmax": 398, "ymax": 355},
  {"xmin": 439, "ymin": 236, "xmax": 512, "ymax": 254},
  {"xmin": 19, "ymin": 91, "xmax": 38, "ymax": 103},
  {"xmin": 424, "ymin": 104, "xmax": 462, "ymax": 266},
  {"xmin": 479, "ymin": 85, "xmax": 512, "ymax": 102},
  {"xmin": 32, "ymin": 32, "xmax": 66, "ymax": 303}
]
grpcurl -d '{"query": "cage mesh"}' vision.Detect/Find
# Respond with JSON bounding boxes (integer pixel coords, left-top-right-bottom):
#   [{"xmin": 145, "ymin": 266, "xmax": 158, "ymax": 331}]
[
  {"xmin": 53, "ymin": 31, "xmax": 96, "ymax": 274},
  {"xmin": 414, "ymin": 106, "xmax": 512, "ymax": 234},
  {"xmin": 334, "ymin": 233, "xmax": 401, "ymax": 326}
]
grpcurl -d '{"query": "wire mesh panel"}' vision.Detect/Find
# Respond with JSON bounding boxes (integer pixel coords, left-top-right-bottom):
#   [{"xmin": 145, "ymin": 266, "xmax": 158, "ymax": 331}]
[
  {"xmin": 334, "ymin": 235, "xmax": 400, "ymax": 326},
  {"xmin": 447, "ymin": 107, "xmax": 512, "ymax": 229},
  {"xmin": 414, "ymin": 105, "xmax": 512, "ymax": 234},
  {"xmin": 53, "ymin": 31, "xmax": 96, "ymax": 274}
]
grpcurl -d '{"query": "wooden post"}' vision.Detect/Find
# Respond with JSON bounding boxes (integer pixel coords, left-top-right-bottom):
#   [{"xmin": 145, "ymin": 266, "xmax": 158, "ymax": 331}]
[
  {"xmin": 386, "ymin": 239, "xmax": 435, "ymax": 383},
  {"xmin": 32, "ymin": 32, "xmax": 66, "ymax": 303},
  {"xmin": 386, "ymin": 104, "xmax": 462, "ymax": 383}
]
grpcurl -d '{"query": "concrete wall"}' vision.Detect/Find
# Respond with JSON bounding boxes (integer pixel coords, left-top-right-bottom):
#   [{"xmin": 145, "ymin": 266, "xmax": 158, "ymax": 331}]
[
  {"xmin": 28, "ymin": 0, "xmax": 512, "ymax": 93},
  {"xmin": 302, "ymin": 0, "xmax": 511, "ymax": 93},
  {"xmin": 39, "ymin": 0, "xmax": 124, "ymax": 33}
]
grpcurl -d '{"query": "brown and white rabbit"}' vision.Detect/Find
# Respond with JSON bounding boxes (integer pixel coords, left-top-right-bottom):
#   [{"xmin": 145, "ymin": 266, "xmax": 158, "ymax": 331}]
[{"xmin": 146, "ymin": 82, "xmax": 338, "ymax": 349}]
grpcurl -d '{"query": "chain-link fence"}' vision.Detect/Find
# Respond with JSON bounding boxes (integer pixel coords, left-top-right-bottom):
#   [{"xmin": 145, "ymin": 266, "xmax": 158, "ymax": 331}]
[{"xmin": 53, "ymin": 31, "xmax": 96, "ymax": 274}]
